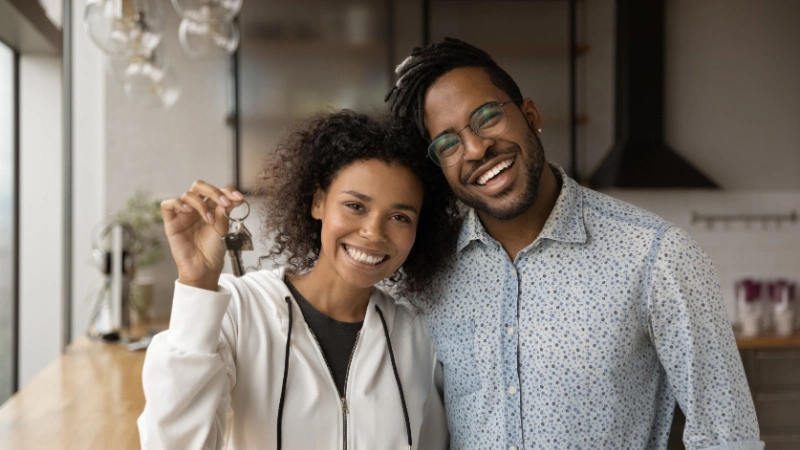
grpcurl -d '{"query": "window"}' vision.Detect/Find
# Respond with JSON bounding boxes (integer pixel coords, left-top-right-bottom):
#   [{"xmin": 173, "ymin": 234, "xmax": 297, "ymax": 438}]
[{"xmin": 0, "ymin": 39, "xmax": 17, "ymax": 403}]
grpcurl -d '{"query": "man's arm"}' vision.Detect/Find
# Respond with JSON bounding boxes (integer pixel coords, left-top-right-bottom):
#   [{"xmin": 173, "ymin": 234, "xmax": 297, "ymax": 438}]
[{"xmin": 646, "ymin": 226, "xmax": 763, "ymax": 450}]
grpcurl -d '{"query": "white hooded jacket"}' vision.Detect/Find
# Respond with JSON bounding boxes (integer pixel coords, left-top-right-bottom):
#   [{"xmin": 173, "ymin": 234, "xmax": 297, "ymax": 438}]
[{"xmin": 137, "ymin": 268, "xmax": 448, "ymax": 450}]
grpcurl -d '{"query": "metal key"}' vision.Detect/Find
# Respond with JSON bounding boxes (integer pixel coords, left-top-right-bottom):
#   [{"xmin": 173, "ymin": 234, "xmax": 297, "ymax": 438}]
[
  {"xmin": 224, "ymin": 221, "xmax": 253, "ymax": 277},
  {"xmin": 223, "ymin": 200, "xmax": 253, "ymax": 277}
]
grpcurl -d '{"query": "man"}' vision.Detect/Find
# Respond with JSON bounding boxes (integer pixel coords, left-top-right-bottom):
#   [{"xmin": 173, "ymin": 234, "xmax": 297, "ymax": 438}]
[{"xmin": 386, "ymin": 37, "xmax": 762, "ymax": 450}]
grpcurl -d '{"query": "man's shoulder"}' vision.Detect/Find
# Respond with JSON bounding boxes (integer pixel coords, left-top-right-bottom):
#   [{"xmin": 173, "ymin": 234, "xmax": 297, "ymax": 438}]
[{"xmin": 578, "ymin": 184, "xmax": 673, "ymax": 236}]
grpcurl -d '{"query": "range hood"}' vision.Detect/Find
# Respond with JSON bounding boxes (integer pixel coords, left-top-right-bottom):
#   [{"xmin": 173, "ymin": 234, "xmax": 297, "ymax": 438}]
[{"xmin": 589, "ymin": 0, "xmax": 718, "ymax": 189}]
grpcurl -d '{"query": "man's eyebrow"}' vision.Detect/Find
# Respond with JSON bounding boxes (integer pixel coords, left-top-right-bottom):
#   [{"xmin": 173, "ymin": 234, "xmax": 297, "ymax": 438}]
[
  {"xmin": 432, "ymin": 101, "xmax": 495, "ymax": 141},
  {"xmin": 342, "ymin": 190, "xmax": 419, "ymax": 213}
]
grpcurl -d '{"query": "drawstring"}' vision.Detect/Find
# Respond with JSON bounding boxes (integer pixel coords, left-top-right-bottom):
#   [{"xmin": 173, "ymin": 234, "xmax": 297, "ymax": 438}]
[
  {"xmin": 275, "ymin": 298, "xmax": 413, "ymax": 450},
  {"xmin": 277, "ymin": 296, "xmax": 293, "ymax": 450},
  {"xmin": 375, "ymin": 304, "xmax": 413, "ymax": 450}
]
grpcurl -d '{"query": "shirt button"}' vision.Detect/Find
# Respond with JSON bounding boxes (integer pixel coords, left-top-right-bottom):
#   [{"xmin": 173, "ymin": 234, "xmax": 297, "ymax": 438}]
[
  {"xmin": 509, "ymin": 446, "xmax": 518, "ymax": 450},
  {"xmin": 508, "ymin": 386, "xmax": 517, "ymax": 394},
  {"xmin": 507, "ymin": 326, "xmax": 515, "ymax": 335}
]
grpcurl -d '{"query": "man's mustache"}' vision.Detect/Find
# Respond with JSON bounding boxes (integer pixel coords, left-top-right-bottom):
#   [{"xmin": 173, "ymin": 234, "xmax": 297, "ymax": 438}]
[{"xmin": 461, "ymin": 145, "xmax": 520, "ymax": 184}]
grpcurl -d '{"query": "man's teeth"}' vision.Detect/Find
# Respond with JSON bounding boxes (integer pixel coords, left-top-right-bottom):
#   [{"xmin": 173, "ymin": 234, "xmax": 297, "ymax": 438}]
[
  {"xmin": 477, "ymin": 159, "xmax": 514, "ymax": 185},
  {"xmin": 345, "ymin": 246, "xmax": 386, "ymax": 265}
]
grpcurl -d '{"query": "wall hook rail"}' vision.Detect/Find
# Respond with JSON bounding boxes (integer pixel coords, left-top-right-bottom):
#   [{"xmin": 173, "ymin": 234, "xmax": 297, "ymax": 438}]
[{"xmin": 690, "ymin": 210, "xmax": 798, "ymax": 229}]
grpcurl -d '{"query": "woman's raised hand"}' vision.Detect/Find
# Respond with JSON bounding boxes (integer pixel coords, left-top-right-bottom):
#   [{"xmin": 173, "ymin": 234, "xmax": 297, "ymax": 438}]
[{"xmin": 160, "ymin": 181, "xmax": 246, "ymax": 291}]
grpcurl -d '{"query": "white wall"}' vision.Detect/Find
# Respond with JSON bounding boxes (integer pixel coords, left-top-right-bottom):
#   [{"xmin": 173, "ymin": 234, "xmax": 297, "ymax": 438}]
[{"xmin": 18, "ymin": 54, "xmax": 63, "ymax": 387}]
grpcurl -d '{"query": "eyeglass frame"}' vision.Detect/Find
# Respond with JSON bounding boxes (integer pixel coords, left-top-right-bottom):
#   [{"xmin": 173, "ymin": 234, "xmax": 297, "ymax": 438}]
[{"xmin": 426, "ymin": 99, "xmax": 523, "ymax": 168}]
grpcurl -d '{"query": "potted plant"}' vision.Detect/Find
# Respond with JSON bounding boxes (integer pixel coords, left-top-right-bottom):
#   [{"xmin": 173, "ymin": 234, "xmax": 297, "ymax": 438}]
[{"xmin": 114, "ymin": 190, "xmax": 165, "ymax": 322}]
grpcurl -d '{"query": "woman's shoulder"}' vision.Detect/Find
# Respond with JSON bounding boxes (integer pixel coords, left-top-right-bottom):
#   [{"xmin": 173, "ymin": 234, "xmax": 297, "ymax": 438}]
[{"xmin": 218, "ymin": 267, "xmax": 294, "ymax": 313}]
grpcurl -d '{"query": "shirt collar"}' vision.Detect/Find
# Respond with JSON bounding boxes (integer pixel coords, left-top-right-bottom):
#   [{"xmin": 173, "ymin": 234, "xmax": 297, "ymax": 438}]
[{"xmin": 456, "ymin": 163, "xmax": 587, "ymax": 253}]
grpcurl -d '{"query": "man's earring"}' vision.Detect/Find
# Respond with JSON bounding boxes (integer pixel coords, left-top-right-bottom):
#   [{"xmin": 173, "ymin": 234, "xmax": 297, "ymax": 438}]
[{"xmin": 537, "ymin": 128, "xmax": 542, "ymax": 134}]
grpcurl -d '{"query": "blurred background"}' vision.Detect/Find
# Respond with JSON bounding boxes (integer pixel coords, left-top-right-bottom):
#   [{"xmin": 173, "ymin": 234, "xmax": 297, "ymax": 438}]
[{"xmin": 1, "ymin": 0, "xmax": 799, "ymax": 447}]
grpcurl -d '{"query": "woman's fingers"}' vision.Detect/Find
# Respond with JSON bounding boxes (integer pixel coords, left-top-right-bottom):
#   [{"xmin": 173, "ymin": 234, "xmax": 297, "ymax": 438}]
[
  {"xmin": 162, "ymin": 181, "xmax": 246, "ymax": 235},
  {"xmin": 181, "ymin": 190, "xmax": 216, "ymax": 225},
  {"xmin": 190, "ymin": 181, "xmax": 245, "ymax": 211},
  {"xmin": 161, "ymin": 198, "xmax": 193, "ymax": 221}
]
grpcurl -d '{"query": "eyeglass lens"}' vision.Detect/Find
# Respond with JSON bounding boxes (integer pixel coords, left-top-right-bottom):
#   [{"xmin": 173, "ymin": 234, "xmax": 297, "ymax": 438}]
[{"xmin": 429, "ymin": 102, "xmax": 509, "ymax": 167}]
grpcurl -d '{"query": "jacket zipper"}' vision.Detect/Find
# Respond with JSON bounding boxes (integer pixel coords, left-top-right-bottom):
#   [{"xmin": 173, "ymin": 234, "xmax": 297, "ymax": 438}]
[{"xmin": 309, "ymin": 330, "xmax": 361, "ymax": 450}]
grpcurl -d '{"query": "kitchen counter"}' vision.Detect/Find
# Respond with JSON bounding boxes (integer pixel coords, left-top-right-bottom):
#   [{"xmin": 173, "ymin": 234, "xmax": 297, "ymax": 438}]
[
  {"xmin": 0, "ymin": 327, "xmax": 161, "ymax": 450},
  {"xmin": 735, "ymin": 329, "xmax": 800, "ymax": 349}
]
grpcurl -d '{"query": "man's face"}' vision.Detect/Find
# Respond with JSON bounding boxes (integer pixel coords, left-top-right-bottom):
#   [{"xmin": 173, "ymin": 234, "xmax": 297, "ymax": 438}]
[{"xmin": 423, "ymin": 67, "xmax": 546, "ymax": 220}]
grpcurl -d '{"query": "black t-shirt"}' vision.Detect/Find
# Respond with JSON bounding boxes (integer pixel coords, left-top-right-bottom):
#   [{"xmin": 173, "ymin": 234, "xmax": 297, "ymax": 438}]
[{"xmin": 285, "ymin": 280, "xmax": 363, "ymax": 397}]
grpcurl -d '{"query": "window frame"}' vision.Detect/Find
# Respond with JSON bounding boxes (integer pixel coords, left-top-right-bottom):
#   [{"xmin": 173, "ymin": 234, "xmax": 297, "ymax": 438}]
[{"xmin": 0, "ymin": 35, "xmax": 20, "ymax": 399}]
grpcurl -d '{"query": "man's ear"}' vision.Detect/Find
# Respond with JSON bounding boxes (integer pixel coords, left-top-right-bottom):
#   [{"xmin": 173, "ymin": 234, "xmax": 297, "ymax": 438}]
[
  {"xmin": 311, "ymin": 187, "xmax": 325, "ymax": 220},
  {"xmin": 520, "ymin": 98, "xmax": 542, "ymax": 133}
]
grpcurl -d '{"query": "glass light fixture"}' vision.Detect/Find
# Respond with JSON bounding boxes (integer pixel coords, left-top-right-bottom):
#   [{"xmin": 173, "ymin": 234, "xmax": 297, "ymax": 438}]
[
  {"xmin": 107, "ymin": 43, "xmax": 169, "ymax": 83},
  {"xmin": 124, "ymin": 68, "xmax": 182, "ymax": 109},
  {"xmin": 84, "ymin": 0, "xmax": 164, "ymax": 55},
  {"xmin": 171, "ymin": 0, "xmax": 243, "ymax": 23},
  {"xmin": 178, "ymin": 18, "xmax": 240, "ymax": 58}
]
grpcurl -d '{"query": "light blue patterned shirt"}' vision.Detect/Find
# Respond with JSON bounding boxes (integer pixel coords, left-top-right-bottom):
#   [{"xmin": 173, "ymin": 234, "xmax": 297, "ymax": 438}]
[{"xmin": 423, "ymin": 166, "xmax": 762, "ymax": 450}]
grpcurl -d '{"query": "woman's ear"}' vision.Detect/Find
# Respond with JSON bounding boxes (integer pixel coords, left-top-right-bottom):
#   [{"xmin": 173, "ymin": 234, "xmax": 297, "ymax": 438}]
[{"xmin": 311, "ymin": 187, "xmax": 325, "ymax": 220}]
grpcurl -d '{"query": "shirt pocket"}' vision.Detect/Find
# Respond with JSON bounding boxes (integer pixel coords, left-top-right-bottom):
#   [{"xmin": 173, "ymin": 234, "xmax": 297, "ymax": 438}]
[{"xmin": 431, "ymin": 319, "xmax": 482, "ymax": 398}]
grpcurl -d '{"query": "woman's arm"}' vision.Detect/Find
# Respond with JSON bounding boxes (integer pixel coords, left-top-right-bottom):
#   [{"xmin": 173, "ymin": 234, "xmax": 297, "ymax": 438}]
[{"xmin": 137, "ymin": 281, "xmax": 238, "ymax": 450}]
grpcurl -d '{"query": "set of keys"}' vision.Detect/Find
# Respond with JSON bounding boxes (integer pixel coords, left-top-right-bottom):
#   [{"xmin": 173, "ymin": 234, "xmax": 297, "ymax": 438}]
[{"xmin": 222, "ymin": 200, "xmax": 253, "ymax": 277}]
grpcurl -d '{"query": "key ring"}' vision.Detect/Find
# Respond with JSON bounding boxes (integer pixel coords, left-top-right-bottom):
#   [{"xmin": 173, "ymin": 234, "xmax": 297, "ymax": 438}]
[{"xmin": 224, "ymin": 199, "xmax": 250, "ymax": 223}]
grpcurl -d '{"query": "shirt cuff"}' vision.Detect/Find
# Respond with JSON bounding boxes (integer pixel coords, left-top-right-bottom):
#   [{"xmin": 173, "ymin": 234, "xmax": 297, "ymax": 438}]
[
  {"xmin": 167, "ymin": 280, "xmax": 232, "ymax": 355},
  {"xmin": 699, "ymin": 440, "xmax": 764, "ymax": 450}
]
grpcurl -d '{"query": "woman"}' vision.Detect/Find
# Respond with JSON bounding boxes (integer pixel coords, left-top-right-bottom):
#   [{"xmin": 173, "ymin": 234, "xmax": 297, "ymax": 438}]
[{"xmin": 137, "ymin": 110, "xmax": 459, "ymax": 449}]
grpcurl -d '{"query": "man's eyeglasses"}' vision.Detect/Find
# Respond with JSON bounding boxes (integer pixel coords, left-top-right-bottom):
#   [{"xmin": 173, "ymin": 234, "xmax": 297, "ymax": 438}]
[{"xmin": 427, "ymin": 100, "xmax": 520, "ymax": 167}]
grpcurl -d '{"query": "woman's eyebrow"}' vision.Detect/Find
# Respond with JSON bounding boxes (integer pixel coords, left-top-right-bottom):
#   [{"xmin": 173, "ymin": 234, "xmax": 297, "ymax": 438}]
[{"xmin": 342, "ymin": 190, "xmax": 419, "ymax": 213}]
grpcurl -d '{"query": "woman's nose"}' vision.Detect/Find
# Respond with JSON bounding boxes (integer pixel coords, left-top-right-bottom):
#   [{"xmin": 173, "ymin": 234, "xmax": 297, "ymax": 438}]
[{"xmin": 360, "ymin": 216, "xmax": 387, "ymax": 242}]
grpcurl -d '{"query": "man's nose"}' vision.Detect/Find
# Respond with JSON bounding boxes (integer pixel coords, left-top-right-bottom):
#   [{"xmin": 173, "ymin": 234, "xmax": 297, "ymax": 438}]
[{"xmin": 461, "ymin": 129, "xmax": 494, "ymax": 162}]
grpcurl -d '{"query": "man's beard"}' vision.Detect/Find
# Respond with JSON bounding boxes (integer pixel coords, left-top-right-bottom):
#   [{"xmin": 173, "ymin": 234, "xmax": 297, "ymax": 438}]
[{"xmin": 455, "ymin": 126, "xmax": 546, "ymax": 221}]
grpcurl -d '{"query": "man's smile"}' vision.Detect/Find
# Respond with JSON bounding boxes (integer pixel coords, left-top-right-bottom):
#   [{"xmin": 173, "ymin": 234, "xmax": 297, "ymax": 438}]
[{"xmin": 476, "ymin": 157, "xmax": 515, "ymax": 185}]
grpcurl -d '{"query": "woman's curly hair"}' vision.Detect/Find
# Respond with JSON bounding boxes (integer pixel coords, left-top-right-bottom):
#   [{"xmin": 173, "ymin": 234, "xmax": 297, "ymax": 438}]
[{"xmin": 253, "ymin": 109, "xmax": 461, "ymax": 294}]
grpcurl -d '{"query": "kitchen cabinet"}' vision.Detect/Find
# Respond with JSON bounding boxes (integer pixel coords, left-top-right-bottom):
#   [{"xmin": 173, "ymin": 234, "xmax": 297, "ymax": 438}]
[
  {"xmin": 741, "ymin": 347, "xmax": 800, "ymax": 448},
  {"xmin": 668, "ymin": 332, "xmax": 800, "ymax": 449}
]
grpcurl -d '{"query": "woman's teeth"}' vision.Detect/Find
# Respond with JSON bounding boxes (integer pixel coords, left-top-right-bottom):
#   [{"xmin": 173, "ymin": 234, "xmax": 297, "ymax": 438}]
[
  {"xmin": 477, "ymin": 158, "xmax": 514, "ymax": 185},
  {"xmin": 345, "ymin": 245, "xmax": 386, "ymax": 265}
]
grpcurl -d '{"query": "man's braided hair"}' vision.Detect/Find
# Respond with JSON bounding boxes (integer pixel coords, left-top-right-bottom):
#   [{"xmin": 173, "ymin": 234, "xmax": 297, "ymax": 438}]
[{"xmin": 385, "ymin": 37, "xmax": 524, "ymax": 141}]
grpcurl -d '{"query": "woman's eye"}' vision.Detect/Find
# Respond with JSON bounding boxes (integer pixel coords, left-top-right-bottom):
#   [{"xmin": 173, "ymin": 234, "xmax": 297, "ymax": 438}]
[
  {"xmin": 345, "ymin": 202, "xmax": 364, "ymax": 211},
  {"xmin": 390, "ymin": 214, "xmax": 412, "ymax": 223}
]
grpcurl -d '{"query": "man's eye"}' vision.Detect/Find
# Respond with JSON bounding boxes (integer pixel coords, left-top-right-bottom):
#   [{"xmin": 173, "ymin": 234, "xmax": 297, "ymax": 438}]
[
  {"xmin": 474, "ymin": 107, "xmax": 503, "ymax": 128},
  {"xmin": 434, "ymin": 135, "xmax": 460, "ymax": 157}
]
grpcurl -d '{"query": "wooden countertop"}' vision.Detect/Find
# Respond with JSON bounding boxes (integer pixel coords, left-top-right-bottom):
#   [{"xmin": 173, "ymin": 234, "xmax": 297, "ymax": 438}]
[
  {"xmin": 735, "ymin": 329, "xmax": 800, "ymax": 349},
  {"xmin": 0, "ymin": 328, "xmax": 160, "ymax": 450}
]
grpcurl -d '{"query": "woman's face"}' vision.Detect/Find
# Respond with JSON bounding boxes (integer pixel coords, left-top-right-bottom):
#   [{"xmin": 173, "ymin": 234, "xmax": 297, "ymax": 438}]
[{"xmin": 311, "ymin": 159, "xmax": 423, "ymax": 290}]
